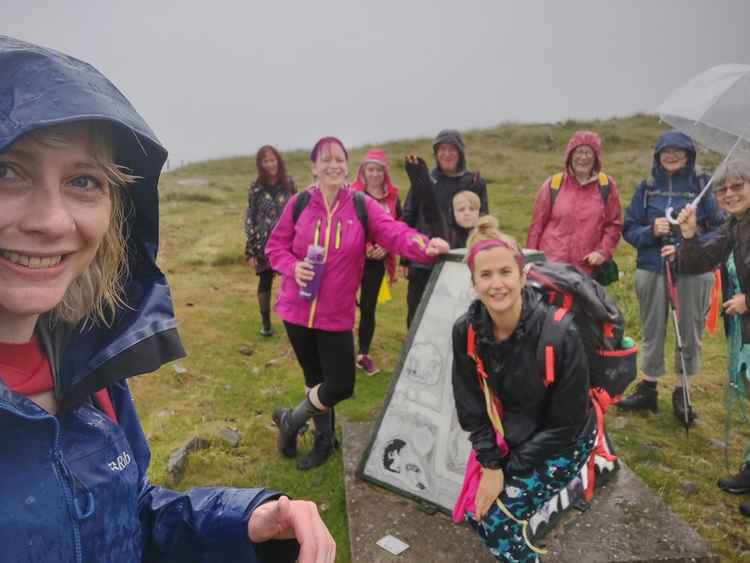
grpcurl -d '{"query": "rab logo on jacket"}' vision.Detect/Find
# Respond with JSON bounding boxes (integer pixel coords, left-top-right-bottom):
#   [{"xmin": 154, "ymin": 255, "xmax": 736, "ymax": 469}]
[{"xmin": 108, "ymin": 451, "xmax": 132, "ymax": 472}]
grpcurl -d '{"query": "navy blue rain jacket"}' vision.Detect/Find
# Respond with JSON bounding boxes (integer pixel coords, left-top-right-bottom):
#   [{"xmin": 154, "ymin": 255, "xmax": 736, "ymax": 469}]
[
  {"xmin": 0, "ymin": 36, "xmax": 298, "ymax": 562},
  {"xmin": 623, "ymin": 131, "xmax": 724, "ymax": 272}
]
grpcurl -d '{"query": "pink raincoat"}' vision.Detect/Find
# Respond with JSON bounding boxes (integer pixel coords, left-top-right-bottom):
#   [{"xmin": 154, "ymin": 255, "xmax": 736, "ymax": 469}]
[
  {"xmin": 266, "ymin": 185, "xmax": 433, "ymax": 331},
  {"xmin": 351, "ymin": 149, "xmax": 401, "ymax": 283},
  {"xmin": 526, "ymin": 131, "xmax": 623, "ymax": 274}
]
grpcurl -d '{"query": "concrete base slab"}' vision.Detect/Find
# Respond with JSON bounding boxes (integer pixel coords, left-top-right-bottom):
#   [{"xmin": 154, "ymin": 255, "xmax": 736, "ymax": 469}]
[{"xmin": 343, "ymin": 421, "xmax": 717, "ymax": 562}]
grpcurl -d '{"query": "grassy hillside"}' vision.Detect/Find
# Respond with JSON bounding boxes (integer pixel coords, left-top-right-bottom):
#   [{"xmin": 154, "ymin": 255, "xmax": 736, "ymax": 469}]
[{"xmin": 131, "ymin": 115, "xmax": 750, "ymax": 561}]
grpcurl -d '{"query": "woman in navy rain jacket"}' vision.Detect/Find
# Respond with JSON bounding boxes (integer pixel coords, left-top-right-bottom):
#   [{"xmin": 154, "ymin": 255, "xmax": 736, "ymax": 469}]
[
  {"xmin": 0, "ymin": 36, "xmax": 334, "ymax": 563},
  {"xmin": 620, "ymin": 131, "xmax": 724, "ymax": 425}
]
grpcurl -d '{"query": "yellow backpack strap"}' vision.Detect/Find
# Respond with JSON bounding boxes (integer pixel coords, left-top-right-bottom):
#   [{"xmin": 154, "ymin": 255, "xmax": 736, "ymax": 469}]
[
  {"xmin": 550, "ymin": 172, "xmax": 564, "ymax": 190},
  {"xmin": 598, "ymin": 172, "xmax": 609, "ymax": 187}
]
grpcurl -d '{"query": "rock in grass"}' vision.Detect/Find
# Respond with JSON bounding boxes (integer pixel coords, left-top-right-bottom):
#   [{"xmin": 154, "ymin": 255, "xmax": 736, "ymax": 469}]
[
  {"xmin": 218, "ymin": 428, "xmax": 241, "ymax": 448},
  {"xmin": 167, "ymin": 436, "xmax": 210, "ymax": 482},
  {"xmin": 239, "ymin": 345, "xmax": 254, "ymax": 356}
]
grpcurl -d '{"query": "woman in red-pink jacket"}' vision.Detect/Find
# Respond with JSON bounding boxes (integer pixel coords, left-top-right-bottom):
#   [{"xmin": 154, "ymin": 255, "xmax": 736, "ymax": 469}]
[
  {"xmin": 351, "ymin": 149, "xmax": 402, "ymax": 376},
  {"xmin": 266, "ymin": 137, "xmax": 449, "ymax": 470},
  {"xmin": 526, "ymin": 131, "xmax": 623, "ymax": 276}
]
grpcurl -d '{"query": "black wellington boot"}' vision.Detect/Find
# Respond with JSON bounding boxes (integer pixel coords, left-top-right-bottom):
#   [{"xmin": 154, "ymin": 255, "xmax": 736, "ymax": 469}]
[
  {"xmin": 272, "ymin": 397, "xmax": 316, "ymax": 458},
  {"xmin": 297, "ymin": 408, "xmax": 339, "ymax": 470},
  {"xmin": 258, "ymin": 291, "xmax": 273, "ymax": 337},
  {"xmin": 617, "ymin": 380, "xmax": 658, "ymax": 413},
  {"xmin": 672, "ymin": 387, "xmax": 697, "ymax": 428},
  {"xmin": 740, "ymin": 498, "xmax": 750, "ymax": 517},
  {"xmin": 718, "ymin": 463, "xmax": 750, "ymax": 494}
]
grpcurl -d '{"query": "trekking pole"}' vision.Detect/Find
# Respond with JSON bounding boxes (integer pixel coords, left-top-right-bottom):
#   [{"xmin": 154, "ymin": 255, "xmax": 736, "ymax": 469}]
[{"xmin": 664, "ymin": 251, "xmax": 694, "ymax": 433}]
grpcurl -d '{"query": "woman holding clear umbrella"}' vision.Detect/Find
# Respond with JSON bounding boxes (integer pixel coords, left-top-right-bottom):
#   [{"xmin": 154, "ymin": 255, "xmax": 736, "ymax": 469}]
[{"xmin": 676, "ymin": 159, "xmax": 750, "ymax": 516}]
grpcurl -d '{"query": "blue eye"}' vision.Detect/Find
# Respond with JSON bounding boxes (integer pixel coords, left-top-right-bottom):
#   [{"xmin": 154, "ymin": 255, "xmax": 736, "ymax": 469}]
[
  {"xmin": 0, "ymin": 163, "xmax": 19, "ymax": 179},
  {"xmin": 68, "ymin": 175, "xmax": 103, "ymax": 191}
]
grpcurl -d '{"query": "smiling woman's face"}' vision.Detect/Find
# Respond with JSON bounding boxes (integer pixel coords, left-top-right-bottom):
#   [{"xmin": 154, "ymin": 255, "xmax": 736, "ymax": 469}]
[
  {"xmin": 0, "ymin": 129, "xmax": 112, "ymax": 331},
  {"xmin": 714, "ymin": 176, "xmax": 750, "ymax": 218}
]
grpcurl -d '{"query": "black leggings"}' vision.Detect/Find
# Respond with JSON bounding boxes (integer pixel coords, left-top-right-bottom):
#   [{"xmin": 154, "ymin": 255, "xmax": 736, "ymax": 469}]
[
  {"xmin": 257, "ymin": 270, "xmax": 274, "ymax": 293},
  {"xmin": 406, "ymin": 266, "xmax": 432, "ymax": 328},
  {"xmin": 284, "ymin": 322, "xmax": 356, "ymax": 408},
  {"xmin": 358, "ymin": 259, "xmax": 386, "ymax": 354}
]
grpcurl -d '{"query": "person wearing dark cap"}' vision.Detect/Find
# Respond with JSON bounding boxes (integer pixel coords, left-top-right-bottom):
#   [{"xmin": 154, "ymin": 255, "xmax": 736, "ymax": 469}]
[{"xmin": 401, "ymin": 129, "xmax": 489, "ymax": 327}]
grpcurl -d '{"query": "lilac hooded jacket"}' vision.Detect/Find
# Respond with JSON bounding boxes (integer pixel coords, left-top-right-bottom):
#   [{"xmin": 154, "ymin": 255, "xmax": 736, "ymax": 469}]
[{"xmin": 266, "ymin": 185, "xmax": 433, "ymax": 331}]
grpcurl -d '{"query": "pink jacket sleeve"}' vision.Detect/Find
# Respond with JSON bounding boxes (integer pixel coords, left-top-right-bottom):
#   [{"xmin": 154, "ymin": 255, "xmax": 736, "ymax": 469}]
[
  {"xmin": 365, "ymin": 197, "xmax": 434, "ymax": 265},
  {"xmin": 526, "ymin": 179, "xmax": 552, "ymax": 249},
  {"xmin": 264, "ymin": 195, "xmax": 299, "ymax": 278},
  {"xmin": 595, "ymin": 177, "xmax": 624, "ymax": 260}
]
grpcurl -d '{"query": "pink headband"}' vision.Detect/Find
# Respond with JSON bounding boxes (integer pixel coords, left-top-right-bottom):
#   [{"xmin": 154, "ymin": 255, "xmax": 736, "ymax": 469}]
[{"xmin": 467, "ymin": 239, "xmax": 525, "ymax": 271}]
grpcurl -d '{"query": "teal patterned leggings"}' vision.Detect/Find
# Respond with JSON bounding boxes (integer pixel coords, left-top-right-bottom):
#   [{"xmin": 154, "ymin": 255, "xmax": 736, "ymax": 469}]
[{"xmin": 465, "ymin": 427, "xmax": 597, "ymax": 562}]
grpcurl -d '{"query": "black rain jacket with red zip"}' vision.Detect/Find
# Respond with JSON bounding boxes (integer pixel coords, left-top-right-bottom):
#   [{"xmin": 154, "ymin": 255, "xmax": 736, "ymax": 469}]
[{"xmin": 452, "ymin": 288, "xmax": 594, "ymax": 475}]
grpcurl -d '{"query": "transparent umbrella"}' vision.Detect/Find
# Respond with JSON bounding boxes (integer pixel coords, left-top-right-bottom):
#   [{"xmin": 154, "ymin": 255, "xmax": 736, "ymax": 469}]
[{"xmin": 657, "ymin": 64, "xmax": 750, "ymax": 222}]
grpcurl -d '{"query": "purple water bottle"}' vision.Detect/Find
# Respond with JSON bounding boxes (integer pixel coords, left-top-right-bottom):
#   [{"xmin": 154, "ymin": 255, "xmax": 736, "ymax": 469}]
[{"xmin": 299, "ymin": 244, "xmax": 325, "ymax": 301}]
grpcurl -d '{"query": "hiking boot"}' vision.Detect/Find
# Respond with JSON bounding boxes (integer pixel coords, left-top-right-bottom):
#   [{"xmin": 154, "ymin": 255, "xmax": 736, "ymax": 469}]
[
  {"xmin": 718, "ymin": 463, "xmax": 750, "ymax": 494},
  {"xmin": 297, "ymin": 409, "xmax": 339, "ymax": 470},
  {"xmin": 740, "ymin": 498, "xmax": 750, "ymax": 518},
  {"xmin": 617, "ymin": 380, "xmax": 658, "ymax": 413},
  {"xmin": 271, "ymin": 408, "xmax": 307, "ymax": 458},
  {"xmin": 259, "ymin": 292, "xmax": 274, "ymax": 337},
  {"xmin": 672, "ymin": 387, "xmax": 697, "ymax": 428},
  {"xmin": 356, "ymin": 354, "xmax": 380, "ymax": 376}
]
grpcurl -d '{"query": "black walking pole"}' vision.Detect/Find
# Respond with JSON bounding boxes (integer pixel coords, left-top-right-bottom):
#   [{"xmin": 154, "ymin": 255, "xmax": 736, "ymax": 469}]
[{"xmin": 664, "ymin": 250, "xmax": 695, "ymax": 431}]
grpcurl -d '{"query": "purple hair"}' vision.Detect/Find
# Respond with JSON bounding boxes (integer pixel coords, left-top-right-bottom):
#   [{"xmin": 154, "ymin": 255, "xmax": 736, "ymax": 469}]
[{"xmin": 310, "ymin": 136, "xmax": 348, "ymax": 162}]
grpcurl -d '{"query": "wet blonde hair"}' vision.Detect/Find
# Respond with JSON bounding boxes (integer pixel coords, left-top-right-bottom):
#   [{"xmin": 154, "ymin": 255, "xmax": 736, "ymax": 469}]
[
  {"xmin": 465, "ymin": 215, "xmax": 525, "ymax": 276},
  {"xmin": 452, "ymin": 190, "xmax": 481, "ymax": 211},
  {"xmin": 21, "ymin": 122, "xmax": 137, "ymax": 326}
]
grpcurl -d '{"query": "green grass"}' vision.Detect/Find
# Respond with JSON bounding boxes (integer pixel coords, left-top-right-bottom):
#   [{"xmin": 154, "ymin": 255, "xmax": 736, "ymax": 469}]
[{"xmin": 133, "ymin": 115, "xmax": 750, "ymax": 561}]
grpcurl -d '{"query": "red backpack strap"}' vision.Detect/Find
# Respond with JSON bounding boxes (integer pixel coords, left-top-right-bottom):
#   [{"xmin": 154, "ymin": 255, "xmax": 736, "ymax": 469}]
[{"xmin": 536, "ymin": 306, "xmax": 572, "ymax": 388}]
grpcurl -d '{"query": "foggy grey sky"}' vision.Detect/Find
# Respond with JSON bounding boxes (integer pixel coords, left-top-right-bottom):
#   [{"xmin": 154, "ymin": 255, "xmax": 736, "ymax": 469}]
[{"xmin": 5, "ymin": 1, "xmax": 750, "ymax": 166}]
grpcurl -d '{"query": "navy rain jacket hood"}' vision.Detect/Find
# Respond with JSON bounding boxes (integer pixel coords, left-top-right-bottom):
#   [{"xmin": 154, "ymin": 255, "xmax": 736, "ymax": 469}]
[
  {"xmin": 623, "ymin": 130, "xmax": 725, "ymax": 272},
  {"xmin": 0, "ymin": 35, "xmax": 184, "ymax": 406},
  {"xmin": 0, "ymin": 36, "xmax": 298, "ymax": 563}
]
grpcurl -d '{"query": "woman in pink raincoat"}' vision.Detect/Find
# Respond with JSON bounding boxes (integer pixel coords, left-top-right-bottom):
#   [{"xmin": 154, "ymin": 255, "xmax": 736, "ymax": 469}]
[
  {"xmin": 351, "ymin": 149, "xmax": 402, "ymax": 376},
  {"xmin": 266, "ymin": 137, "xmax": 449, "ymax": 470},
  {"xmin": 526, "ymin": 131, "xmax": 623, "ymax": 277}
]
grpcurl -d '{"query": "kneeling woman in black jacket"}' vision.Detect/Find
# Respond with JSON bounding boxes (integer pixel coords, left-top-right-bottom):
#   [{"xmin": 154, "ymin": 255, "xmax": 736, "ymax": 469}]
[{"xmin": 452, "ymin": 216, "xmax": 596, "ymax": 561}]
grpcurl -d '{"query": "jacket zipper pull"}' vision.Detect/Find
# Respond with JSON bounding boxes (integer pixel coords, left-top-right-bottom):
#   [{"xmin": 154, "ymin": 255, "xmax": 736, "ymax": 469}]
[
  {"xmin": 314, "ymin": 218, "xmax": 322, "ymax": 247},
  {"xmin": 335, "ymin": 219, "xmax": 342, "ymax": 250}
]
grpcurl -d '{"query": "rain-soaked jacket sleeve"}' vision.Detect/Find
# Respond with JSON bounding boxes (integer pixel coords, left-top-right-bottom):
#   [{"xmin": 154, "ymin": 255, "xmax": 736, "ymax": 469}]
[
  {"xmin": 265, "ymin": 194, "xmax": 301, "ymax": 278},
  {"xmin": 366, "ymin": 196, "xmax": 435, "ymax": 265},
  {"xmin": 678, "ymin": 222, "xmax": 733, "ymax": 275},
  {"xmin": 112, "ymin": 382, "xmax": 300, "ymax": 562},
  {"xmin": 595, "ymin": 177, "xmax": 623, "ymax": 260},
  {"xmin": 451, "ymin": 319, "xmax": 506, "ymax": 470},
  {"xmin": 623, "ymin": 181, "xmax": 660, "ymax": 250},
  {"xmin": 526, "ymin": 179, "xmax": 552, "ymax": 250},
  {"xmin": 502, "ymin": 319, "xmax": 591, "ymax": 475}
]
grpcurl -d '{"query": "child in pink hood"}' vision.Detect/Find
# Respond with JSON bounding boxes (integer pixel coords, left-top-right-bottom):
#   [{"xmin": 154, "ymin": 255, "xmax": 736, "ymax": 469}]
[
  {"xmin": 526, "ymin": 131, "xmax": 623, "ymax": 276},
  {"xmin": 266, "ymin": 137, "xmax": 449, "ymax": 470},
  {"xmin": 351, "ymin": 149, "xmax": 402, "ymax": 376}
]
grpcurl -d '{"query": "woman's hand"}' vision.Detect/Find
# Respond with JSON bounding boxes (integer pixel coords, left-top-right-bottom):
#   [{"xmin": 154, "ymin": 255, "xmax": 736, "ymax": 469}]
[
  {"xmin": 248, "ymin": 496, "xmax": 336, "ymax": 563},
  {"xmin": 294, "ymin": 261, "xmax": 315, "ymax": 287},
  {"xmin": 724, "ymin": 294, "xmax": 749, "ymax": 316},
  {"xmin": 583, "ymin": 250, "xmax": 605, "ymax": 267},
  {"xmin": 653, "ymin": 217, "xmax": 672, "ymax": 238},
  {"xmin": 676, "ymin": 204, "xmax": 698, "ymax": 239},
  {"xmin": 426, "ymin": 237, "xmax": 450, "ymax": 256},
  {"xmin": 247, "ymin": 257, "xmax": 257, "ymax": 269},
  {"xmin": 368, "ymin": 244, "xmax": 387, "ymax": 261},
  {"xmin": 660, "ymin": 244, "xmax": 676, "ymax": 259},
  {"xmin": 399, "ymin": 265, "xmax": 410, "ymax": 280},
  {"xmin": 475, "ymin": 468, "xmax": 504, "ymax": 520}
]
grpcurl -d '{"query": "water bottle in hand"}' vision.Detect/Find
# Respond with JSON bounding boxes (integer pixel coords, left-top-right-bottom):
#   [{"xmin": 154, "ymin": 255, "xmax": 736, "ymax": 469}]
[{"xmin": 299, "ymin": 244, "xmax": 325, "ymax": 301}]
